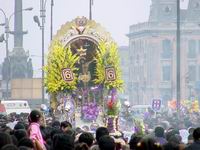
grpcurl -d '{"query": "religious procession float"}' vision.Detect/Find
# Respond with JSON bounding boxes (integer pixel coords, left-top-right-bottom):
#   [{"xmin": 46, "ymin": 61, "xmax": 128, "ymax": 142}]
[{"xmin": 44, "ymin": 17, "xmax": 125, "ymax": 135}]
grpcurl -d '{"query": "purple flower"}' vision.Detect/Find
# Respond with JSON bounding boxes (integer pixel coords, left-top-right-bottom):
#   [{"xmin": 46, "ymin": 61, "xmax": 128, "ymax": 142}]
[{"xmin": 82, "ymin": 102, "xmax": 99, "ymax": 121}]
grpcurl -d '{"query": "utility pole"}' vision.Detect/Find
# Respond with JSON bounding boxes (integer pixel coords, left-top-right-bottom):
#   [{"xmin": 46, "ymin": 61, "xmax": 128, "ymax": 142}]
[
  {"xmin": 176, "ymin": 0, "xmax": 181, "ymax": 114},
  {"xmin": 50, "ymin": 0, "xmax": 54, "ymax": 40},
  {"xmin": 33, "ymin": 0, "xmax": 46, "ymax": 104},
  {"xmin": 89, "ymin": 0, "xmax": 93, "ymax": 20},
  {"xmin": 40, "ymin": 0, "xmax": 46, "ymax": 104}
]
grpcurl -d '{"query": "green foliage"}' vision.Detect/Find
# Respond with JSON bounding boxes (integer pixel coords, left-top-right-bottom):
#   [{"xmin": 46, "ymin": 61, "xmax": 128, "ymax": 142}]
[
  {"xmin": 44, "ymin": 41, "xmax": 79, "ymax": 93},
  {"xmin": 133, "ymin": 118, "xmax": 145, "ymax": 136},
  {"xmin": 94, "ymin": 41, "xmax": 123, "ymax": 91},
  {"xmin": 107, "ymin": 100, "xmax": 121, "ymax": 116}
]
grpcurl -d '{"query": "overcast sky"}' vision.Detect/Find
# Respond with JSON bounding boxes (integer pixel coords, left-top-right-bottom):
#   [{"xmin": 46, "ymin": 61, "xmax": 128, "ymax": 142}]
[{"xmin": 0, "ymin": 0, "xmax": 189, "ymax": 77}]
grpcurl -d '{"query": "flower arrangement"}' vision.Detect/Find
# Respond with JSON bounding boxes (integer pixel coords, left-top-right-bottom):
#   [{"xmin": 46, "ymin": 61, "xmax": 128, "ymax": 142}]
[
  {"xmin": 94, "ymin": 41, "xmax": 123, "ymax": 91},
  {"xmin": 105, "ymin": 88, "xmax": 121, "ymax": 134},
  {"xmin": 94, "ymin": 41, "xmax": 123, "ymax": 134},
  {"xmin": 106, "ymin": 88, "xmax": 121, "ymax": 116},
  {"xmin": 106, "ymin": 116, "xmax": 119, "ymax": 133},
  {"xmin": 94, "ymin": 40, "xmax": 124, "ymax": 134},
  {"xmin": 82, "ymin": 102, "xmax": 99, "ymax": 121},
  {"xmin": 133, "ymin": 118, "xmax": 145, "ymax": 136},
  {"xmin": 44, "ymin": 41, "xmax": 79, "ymax": 93}
]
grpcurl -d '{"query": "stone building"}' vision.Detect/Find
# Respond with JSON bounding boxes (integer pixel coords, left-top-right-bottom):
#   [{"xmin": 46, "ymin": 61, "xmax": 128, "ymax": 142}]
[
  {"xmin": 0, "ymin": 65, "xmax": 3, "ymax": 99},
  {"xmin": 118, "ymin": 46, "xmax": 129, "ymax": 101},
  {"xmin": 128, "ymin": 0, "xmax": 200, "ymax": 105}
]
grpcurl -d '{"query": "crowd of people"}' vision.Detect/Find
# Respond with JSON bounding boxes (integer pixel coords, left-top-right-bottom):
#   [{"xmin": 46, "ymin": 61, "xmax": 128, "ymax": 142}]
[{"xmin": 0, "ymin": 109, "xmax": 200, "ymax": 150}]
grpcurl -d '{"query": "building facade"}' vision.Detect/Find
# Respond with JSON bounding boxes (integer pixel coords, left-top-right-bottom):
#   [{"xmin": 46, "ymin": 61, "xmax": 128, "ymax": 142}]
[
  {"xmin": 118, "ymin": 46, "xmax": 129, "ymax": 101},
  {"xmin": 0, "ymin": 65, "xmax": 3, "ymax": 99},
  {"xmin": 128, "ymin": 0, "xmax": 200, "ymax": 105}
]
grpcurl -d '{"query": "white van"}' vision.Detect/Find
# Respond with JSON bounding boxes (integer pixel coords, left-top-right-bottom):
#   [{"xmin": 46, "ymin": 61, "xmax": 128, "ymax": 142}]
[
  {"xmin": 131, "ymin": 105, "xmax": 151, "ymax": 113},
  {"xmin": 1, "ymin": 100, "xmax": 31, "ymax": 115}
]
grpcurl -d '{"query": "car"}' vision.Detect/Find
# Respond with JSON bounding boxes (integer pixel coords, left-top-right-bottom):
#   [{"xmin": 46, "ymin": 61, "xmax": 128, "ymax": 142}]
[{"xmin": 131, "ymin": 105, "xmax": 151, "ymax": 113}]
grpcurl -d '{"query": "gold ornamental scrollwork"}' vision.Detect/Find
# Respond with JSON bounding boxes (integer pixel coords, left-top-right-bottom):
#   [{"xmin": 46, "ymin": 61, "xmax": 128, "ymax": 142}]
[{"xmin": 49, "ymin": 16, "xmax": 114, "ymax": 50}]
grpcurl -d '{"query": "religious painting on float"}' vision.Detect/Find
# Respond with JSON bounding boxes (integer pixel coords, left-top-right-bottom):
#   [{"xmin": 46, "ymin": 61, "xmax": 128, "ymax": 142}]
[{"xmin": 69, "ymin": 37, "xmax": 98, "ymax": 88}]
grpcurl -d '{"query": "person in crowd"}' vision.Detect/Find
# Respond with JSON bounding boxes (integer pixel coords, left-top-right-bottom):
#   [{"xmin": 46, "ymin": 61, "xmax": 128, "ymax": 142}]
[
  {"xmin": 60, "ymin": 121, "xmax": 72, "ymax": 132},
  {"xmin": 1, "ymin": 126, "xmax": 12, "ymax": 134},
  {"xmin": 14, "ymin": 129, "xmax": 28, "ymax": 142},
  {"xmin": 98, "ymin": 135, "xmax": 116, "ymax": 150},
  {"xmin": 75, "ymin": 143, "xmax": 89, "ymax": 150},
  {"xmin": 14, "ymin": 123, "xmax": 25, "ymax": 131},
  {"xmin": 0, "ymin": 132, "xmax": 13, "ymax": 149},
  {"xmin": 82, "ymin": 126, "xmax": 90, "ymax": 132},
  {"xmin": 90, "ymin": 127, "xmax": 109, "ymax": 150},
  {"xmin": 129, "ymin": 135, "xmax": 142, "ymax": 150},
  {"xmin": 163, "ymin": 142, "xmax": 179, "ymax": 150},
  {"xmin": 28, "ymin": 110, "xmax": 46, "ymax": 150},
  {"xmin": 168, "ymin": 134, "xmax": 186, "ymax": 150},
  {"xmin": 184, "ymin": 127, "xmax": 200, "ymax": 150},
  {"xmin": 11, "ymin": 135, "xmax": 18, "ymax": 146},
  {"xmin": 18, "ymin": 137, "xmax": 34, "ymax": 149},
  {"xmin": 51, "ymin": 121, "xmax": 60, "ymax": 130},
  {"xmin": 52, "ymin": 133, "xmax": 74, "ymax": 150},
  {"xmin": 166, "ymin": 128, "xmax": 180, "ymax": 141},
  {"xmin": 187, "ymin": 134, "xmax": 193, "ymax": 145},
  {"xmin": 65, "ymin": 128, "xmax": 76, "ymax": 141},
  {"xmin": 1, "ymin": 144, "xmax": 19, "ymax": 150},
  {"xmin": 78, "ymin": 132, "xmax": 94, "ymax": 148},
  {"xmin": 75, "ymin": 127, "xmax": 84, "ymax": 136},
  {"xmin": 40, "ymin": 126, "xmax": 52, "ymax": 143},
  {"xmin": 95, "ymin": 127, "xmax": 109, "ymax": 143},
  {"xmin": 50, "ymin": 128, "xmax": 62, "ymax": 141},
  {"xmin": 136, "ymin": 137, "xmax": 163, "ymax": 150},
  {"xmin": 154, "ymin": 126, "xmax": 167, "ymax": 145},
  {"xmin": 114, "ymin": 137, "xmax": 128, "ymax": 150},
  {"xmin": 18, "ymin": 146, "xmax": 33, "ymax": 150},
  {"xmin": 188, "ymin": 128, "xmax": 195, "ymax": 135}
]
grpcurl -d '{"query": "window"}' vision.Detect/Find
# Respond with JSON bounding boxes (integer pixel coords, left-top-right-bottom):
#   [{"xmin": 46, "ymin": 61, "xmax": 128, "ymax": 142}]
[
  {"xmin": 162, "ymin": 66, "xmax": 171, "ymax": 81},
  {"xmin": 188, "ymin": 65, "xmax": 196, "ymax": 81},
  {"xmin": 121, "ymin": 58, "xmax": 125, "ymax": 65},
  {"xmin": 198, "ymin": 40, "xmax": 200, "ymax": 54},
  {"xmin": 130, "ymin": 56, "xmax": 134, "ymax": 64},
  {"xmin": 199, "ymin": 65, "xmax": 200, "ymax": 80},
  {"xmin": 188, "ymin": 40, "xmax": 196, "ymax": 58},
  {"xmin": 164, "ymin": 6, "xmax": 171, "ymax": 13},
  {"xmin": 194, "ymin": 2, "xmax": 200, "ymax": 8},
  {"xmin": 161, "ymin": 40, "xmax": 172, "ymax": 59}
]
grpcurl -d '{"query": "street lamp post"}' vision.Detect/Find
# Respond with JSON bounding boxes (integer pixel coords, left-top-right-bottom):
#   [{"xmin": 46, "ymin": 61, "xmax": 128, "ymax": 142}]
[
  {"xmin": 40, "ymin": 0, "xmax": 46, "ymax": 104},
  {"xmin": 50, "ymin": 0, "xmax": 54, "ymax": 41},
  {"xmin": 34, "ymin": 0, "xmax": 46, "ymax": 104},
  {"xmin": 0, "ymin": 7, "xmax": 33, "ymax": 99},
  {"xmin": 41, "ymin": 0, "xmax": 45, "ymax": 105},
  {"xmin": 33, "ymin": 0, "xmax": 46, "ymax": 104},
  {"xmin": 0, "ymin": 9, "xmax": 9, "ymax": 66},
  {"xmin": 176, "ymin": 0, "xmax": 181, "ymax": 115},
  {"xmin": 89, "ymin": 0, "xmax": 93, "ymax": 20}
]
